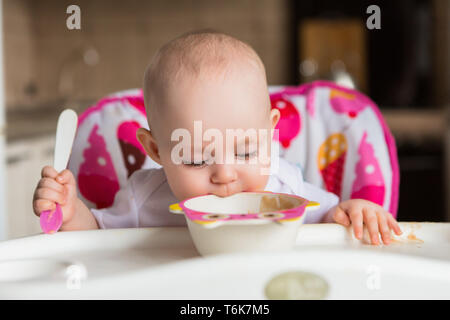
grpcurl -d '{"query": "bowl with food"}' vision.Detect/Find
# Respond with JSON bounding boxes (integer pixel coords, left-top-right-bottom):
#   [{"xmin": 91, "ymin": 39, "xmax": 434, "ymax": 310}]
[{"xmin": 169, "ymin": 191, "xmax": 320, "ymax": 256}]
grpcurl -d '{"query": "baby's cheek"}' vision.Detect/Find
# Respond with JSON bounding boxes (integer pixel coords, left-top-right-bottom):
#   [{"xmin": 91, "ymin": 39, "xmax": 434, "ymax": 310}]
[
  {"xmin": 241, "ymin": 165, "xmax": 270, "ymax": 191},
  {"xmin": 167, "ymin": 168, "xmax": 211, "ymax": 201}
]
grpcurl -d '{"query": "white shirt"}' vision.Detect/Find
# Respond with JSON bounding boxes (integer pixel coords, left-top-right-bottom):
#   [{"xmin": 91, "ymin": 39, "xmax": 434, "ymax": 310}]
[{"xmin": 91, "ymin": 157, "xmax": 340, "ymax": 228}]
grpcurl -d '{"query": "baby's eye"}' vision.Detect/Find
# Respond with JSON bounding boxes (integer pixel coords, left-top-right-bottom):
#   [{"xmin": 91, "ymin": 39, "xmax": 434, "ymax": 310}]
[
  {"xmin": 183, "ymin": 160, "xmax": 207, "ymax": 168},
  {"xmin": 236, "ymin": 150, "xmax": 258, "ymax": 160}
]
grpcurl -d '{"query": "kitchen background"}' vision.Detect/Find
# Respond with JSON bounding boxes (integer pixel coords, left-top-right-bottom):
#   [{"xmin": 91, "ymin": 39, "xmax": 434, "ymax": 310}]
[{"xmin": 0, "ymin": 0, "xmax": 449, "ymax": 240}]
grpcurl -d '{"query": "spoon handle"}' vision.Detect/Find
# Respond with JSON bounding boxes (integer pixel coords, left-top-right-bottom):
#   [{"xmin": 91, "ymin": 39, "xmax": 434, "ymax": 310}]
[
  {"xmin": 53, "ymin": 109, "xmax": 78, "ymax": 172},
  {"xmin": 40, "ymin": 109, "xmax": 78, "ymax": 235}
]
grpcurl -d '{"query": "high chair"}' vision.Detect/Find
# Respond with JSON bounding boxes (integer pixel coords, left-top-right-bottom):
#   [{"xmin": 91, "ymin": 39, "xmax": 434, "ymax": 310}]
[{"xmin": 68, "ymin": 81, "xmax": 399, "ymax": 217}]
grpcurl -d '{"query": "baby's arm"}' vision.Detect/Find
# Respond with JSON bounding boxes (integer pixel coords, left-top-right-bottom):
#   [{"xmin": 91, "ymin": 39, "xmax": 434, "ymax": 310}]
[{"xmin": 33, "ymin": 166, "xmax": 99, "ymax": 231}]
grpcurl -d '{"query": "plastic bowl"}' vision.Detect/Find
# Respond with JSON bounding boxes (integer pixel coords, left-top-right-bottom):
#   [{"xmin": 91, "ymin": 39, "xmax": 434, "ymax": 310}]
[{"xmin": 169, "ymin": 191, "xmax": 319, "ymax": 256}]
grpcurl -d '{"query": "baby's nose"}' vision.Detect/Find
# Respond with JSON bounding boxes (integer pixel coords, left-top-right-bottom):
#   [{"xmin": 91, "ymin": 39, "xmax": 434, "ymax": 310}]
[{"xmin": 210, "ymin": 164, "xmax": 237, "ymax": 185}]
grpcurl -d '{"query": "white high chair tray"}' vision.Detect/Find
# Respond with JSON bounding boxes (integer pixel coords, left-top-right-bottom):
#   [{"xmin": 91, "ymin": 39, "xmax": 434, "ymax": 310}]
[{"xmin": 0, "ymin": 222, "xmax": 449, "ymax": 299}]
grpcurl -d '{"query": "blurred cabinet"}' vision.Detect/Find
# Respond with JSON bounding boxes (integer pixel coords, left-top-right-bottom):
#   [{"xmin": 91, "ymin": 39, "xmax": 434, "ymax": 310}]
[
  {"xmin": 383, "ymin": 109, "xmax": 448, "ymax": 222},
  {"xmin": 6, "ymin": 135, "xmax": 55, "ymax": 239},
  {"xmin": 446, "ymin": 117, "xmax": 450, "ymax": 222},
  {"xmin": 299, "ymin": 19, "xmax": 367, "ymax": 91}
]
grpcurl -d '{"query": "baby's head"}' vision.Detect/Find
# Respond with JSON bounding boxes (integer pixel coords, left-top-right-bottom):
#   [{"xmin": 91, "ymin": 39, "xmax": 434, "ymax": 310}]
[{"xmin": 137, "ymin": 30, "xmax": 280, "ymax": 201}]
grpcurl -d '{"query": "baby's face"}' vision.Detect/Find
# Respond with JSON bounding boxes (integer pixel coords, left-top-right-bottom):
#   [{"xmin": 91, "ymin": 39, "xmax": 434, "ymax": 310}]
[{"xmin": 146, "ymin": 67, "xmax": 279, "ymax": 202}]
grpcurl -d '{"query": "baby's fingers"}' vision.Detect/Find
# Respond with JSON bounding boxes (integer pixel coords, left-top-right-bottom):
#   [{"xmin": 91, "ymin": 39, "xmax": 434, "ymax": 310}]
[
  {"xmin": 33, "ymin": 199, "xmax": 56, "ymax": 216},
  {"xmin": 41, "ymin": 166, "xmax": 58, "ymax": 179},
  {"xmin": 34, "ymin": 188, "xmax": 66, "ymax": 206},
  {"xmin": 377, "ymin": 211, "xmax": 391, "ymax": 245},
  {"xmin": 364, "ymin": 209, "xmax": 380, "ymax": 245},
  {"xmin": 349, "ymin": 210, "xmax": 363, "ymax": 240},
  {"xmin": 56, "ymin": 169, "xmax": 76, "ymax": 186},
  {"xmin": 37, "ymin": 177, "xmax": 65, "ymax": 194},
  {"xmin": 387, "ymin": 214, "xmax": 403, "ymax": 235},
  {"xmin": 333, "ymin": 206, "xmax": 350, "ymax": 226}
]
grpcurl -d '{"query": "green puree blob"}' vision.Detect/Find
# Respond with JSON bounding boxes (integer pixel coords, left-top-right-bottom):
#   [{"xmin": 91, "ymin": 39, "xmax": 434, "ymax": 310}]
[{"xmin": 265, "ymin": 271, "xmax": 329, "ymax": 300}]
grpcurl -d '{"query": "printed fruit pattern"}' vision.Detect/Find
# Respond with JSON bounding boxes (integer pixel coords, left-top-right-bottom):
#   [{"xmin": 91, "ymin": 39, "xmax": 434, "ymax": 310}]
[
  {"xmin": 317, "ymin": 133, "xmax": 348, "ymax": 196},
  {"xmin": 350, "ymin": 132, "xmax": 385, "ymax": 206},
  {"xmin": 117, "ymin": 121, "xmax": 147, "ymax": 178},
  {"xmin": 270, "ymin": 97, "xmax": 301, "ymax": 148},
  {"xmin": 78, "ymin": 124, "xmax": 120, "ymax": 209},
  {"xmin": 329, "ymin": 89, "xmax": 368, "ymax": 118}
]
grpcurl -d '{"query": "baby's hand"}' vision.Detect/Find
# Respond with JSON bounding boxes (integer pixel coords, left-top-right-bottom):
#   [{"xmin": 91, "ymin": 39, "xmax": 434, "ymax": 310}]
[
  {"xmin": 32, "ymin": 166, "xmax": 79, "ymax": 225},
  {"xmin": 326, "ymin": 199, "xmax": 402, "ymax": 245}
]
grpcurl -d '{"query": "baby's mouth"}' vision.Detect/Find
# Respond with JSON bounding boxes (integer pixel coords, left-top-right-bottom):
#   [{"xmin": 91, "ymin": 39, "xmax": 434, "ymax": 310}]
[{"xmin": 213, "ymin": 184, "xmax": 241, "ymax": 198}]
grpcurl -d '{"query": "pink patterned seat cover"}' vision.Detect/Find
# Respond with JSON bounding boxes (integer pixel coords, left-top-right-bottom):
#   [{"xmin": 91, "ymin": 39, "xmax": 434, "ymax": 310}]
[
  {"xmin": 269, "ymin": 81, "xmax": 399, "ymax": 217},
  {"xmin": 68, "ymin": 81, "xmax": 399, "ymax": 217},
  {"xmin": 67, "ymin": 89, "xmax": 161, "ymax": 210}
]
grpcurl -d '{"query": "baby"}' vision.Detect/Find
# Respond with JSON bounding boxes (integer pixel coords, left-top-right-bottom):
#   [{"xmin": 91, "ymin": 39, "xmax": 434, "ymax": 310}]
[{"xmin": 33, "ymin": 30, "xmax": 402, "ymax": 245}]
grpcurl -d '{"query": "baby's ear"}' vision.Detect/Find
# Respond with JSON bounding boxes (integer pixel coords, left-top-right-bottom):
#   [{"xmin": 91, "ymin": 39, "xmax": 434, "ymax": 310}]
[
  {"xmin": 136, "ymin": 128, "xmax": 162, "ymax": 165},
  {"xmin": 270, "ymin": 107, "xmax": 280, "ymax": 129}
]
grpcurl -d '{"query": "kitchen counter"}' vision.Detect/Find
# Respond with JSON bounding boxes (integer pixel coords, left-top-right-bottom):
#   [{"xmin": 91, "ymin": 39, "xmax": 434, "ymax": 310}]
[
  {"xmin": 5, "ymin": 102, "xmax": 93, "ymax": 143},
  {"xmin": 381, "ymin": 108, "xmax": 448, "ymax": 142},
  {"xmin": 5, "ymin": 107, "xmax": 447, "ymax": 143},
  {"xmin": 6, "ymin": 108, "xmax": 59, "ymax": 142}
]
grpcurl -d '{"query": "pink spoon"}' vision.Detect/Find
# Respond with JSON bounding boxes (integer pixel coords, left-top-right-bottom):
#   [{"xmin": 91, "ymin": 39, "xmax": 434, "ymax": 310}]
[
  {"xmin": 40, "ymin": 109, "xmax": 78, "ymax": 234},
  {"xmin": 40, "ymin": 204, "xmax": 63, "ymax": 234}
]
